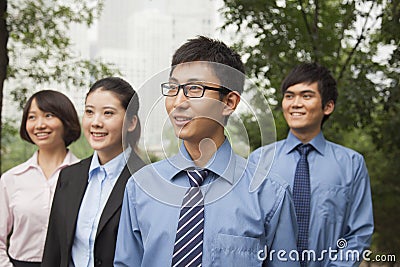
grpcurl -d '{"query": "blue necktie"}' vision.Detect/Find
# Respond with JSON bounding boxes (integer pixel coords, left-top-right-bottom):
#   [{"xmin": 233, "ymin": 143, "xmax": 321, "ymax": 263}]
[
  {"xmin": 171, "ymin": 169, "xmax": 208, "ymax": 267},
  {"xmin": 293, "ymin": 144, "xmax": 313, "ymax": 267}
]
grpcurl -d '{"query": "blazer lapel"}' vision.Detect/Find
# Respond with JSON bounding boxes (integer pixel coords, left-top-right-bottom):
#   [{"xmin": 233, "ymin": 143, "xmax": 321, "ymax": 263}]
[
  {"xmin": 96, "ymin": 152, "xmax": 145, "ymax": 237},
  {"xmin": 65, "ymin": 157, "xmax": 92, "ymax": 248}
]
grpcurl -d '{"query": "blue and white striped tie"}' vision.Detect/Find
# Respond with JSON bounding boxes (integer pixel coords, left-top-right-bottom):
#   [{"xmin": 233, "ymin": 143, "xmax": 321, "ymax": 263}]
[{"xmin": 171, "ymin": 169, "xmax": 208, "ymax": 267}]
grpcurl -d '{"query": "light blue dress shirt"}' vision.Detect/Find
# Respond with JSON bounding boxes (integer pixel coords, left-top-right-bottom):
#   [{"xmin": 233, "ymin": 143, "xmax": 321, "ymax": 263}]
[
  {"xmin": 114, "ymin": 139, "xmax": 300, "ymax": 267},
  {"xmin": 249, "ymin": 132, "xmax": 374, "ymax": 267},
  {"xmin": 71, "ymin": 147, "xmax": 131, "ymax": 267}
]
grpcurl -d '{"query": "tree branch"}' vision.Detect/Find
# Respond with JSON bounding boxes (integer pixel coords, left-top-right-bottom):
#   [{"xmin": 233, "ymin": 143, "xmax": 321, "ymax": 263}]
[
  {"xmin": 338, "ymin": 2, "xmax": 377, "ymax": 81},
  {"xmin": 0, "ymin": 0, "xmax": 9, "ymax": 172},
  {"xmin": 298, "ymin": 0, "xmax": 319, "ymax": 61},
  {"xmin": 313, "ymin": 0, "xmax": 320, "ymax": 60},
  {"xmin": 333, "ymin": 6, "xmax": 355, "ymax": 75}
]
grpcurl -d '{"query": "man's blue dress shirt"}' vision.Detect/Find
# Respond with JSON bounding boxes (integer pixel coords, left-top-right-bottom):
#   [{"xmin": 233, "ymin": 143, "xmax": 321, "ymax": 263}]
[
  {"xmin": 114, "ymin": 139, "xmax": 300, "ymax": 267},
  {"xmin": 249, "ymin": 132, "xmax": 374, "ymax": 267},
  {"xmin": 71, "ymin": 148, "xmax": 131, "ymax": 267}
]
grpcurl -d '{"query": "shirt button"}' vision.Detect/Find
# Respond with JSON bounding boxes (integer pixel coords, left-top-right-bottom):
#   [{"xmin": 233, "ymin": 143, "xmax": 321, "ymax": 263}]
[{"xmin": 95, "ymin": 258, "xmax": 102, "ymax": 266}]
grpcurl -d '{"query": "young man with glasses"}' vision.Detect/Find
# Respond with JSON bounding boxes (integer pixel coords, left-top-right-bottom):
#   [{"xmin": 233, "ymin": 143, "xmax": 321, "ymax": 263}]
[{"xmin": 114, "ymin": 36, "xmax": 299, "ymax": 266}]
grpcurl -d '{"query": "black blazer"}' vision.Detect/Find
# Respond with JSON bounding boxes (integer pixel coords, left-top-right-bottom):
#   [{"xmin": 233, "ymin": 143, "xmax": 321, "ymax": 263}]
[{"xmin": 42, "ymin": 152, "xmax": 145, "ymax": 267}]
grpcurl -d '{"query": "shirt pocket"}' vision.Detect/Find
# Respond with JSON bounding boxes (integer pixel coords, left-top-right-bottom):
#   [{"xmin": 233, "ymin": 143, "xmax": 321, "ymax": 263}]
[
  {"xmin": 211, "ymin": 233, "xmax": 263, "ymax": 267},
  {"xmin": 315, "ymin": 183, "xmax": 350, "ymax": 224}
]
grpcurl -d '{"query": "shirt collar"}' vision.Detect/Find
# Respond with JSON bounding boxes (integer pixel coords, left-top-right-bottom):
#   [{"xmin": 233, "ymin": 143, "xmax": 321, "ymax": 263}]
[
  {"xmin": 167, "ymin": 138, "xmax": 236, "ymax": 185},
  {"xmin": 88, "ymin": 147, "xmax": 131, "ymax": 182},
  {"xmin": 60, "ymin": 150, "xmax": 79, "ymax": 168},
  {"xmin": 11, "ymin": 151, "xmax": 40, "ymax": 175},
  {"xmin": 285, "ymin": 131, "xmax": 326, "ymax": 155},
  {"xmin": 11, "ymin": 150, "xmax": 78, "ymax": 175}
]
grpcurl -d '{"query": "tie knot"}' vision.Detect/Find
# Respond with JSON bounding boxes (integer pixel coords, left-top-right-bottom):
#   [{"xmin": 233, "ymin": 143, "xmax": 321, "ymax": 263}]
[
  {"xmin": 186, "ymin": 169, "xmax": 208, "ymax": 187},
  {"xmin": 297, "ymin": 144, "xmax": 313, "ymax": 156}
]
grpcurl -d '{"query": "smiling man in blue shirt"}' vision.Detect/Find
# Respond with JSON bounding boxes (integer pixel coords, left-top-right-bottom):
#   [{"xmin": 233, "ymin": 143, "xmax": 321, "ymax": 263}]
[
  {"xmin": 114, "ymin": 36, "xmax": 299, "ymax": 266},
  {"xmin": 249, "ymin": 63, "xmax": 374, "ymax": 267}
]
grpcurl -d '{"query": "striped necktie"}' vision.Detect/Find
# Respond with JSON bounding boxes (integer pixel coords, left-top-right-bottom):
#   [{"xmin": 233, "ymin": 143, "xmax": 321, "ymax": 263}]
[
  {"xmin": 171, "ymin": 169, "xmax": 208, "ymax": 267},
  {"xmin": 293, "ymin": 144, "xmax": 313, "ymax": 267}
]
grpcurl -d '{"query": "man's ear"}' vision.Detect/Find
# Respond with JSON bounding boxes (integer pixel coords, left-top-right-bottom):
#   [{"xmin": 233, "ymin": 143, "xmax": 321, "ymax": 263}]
[
  {"xmin": 127, "ymin": 115, "xmax": 138, "ymax": 132},
  {"xmin": 323, "ymin": 100, "xmax": 335, "ymax": 115},
  {"xmin": 222, "ymin": 91, "xmax": 241, "ymax": 116}
]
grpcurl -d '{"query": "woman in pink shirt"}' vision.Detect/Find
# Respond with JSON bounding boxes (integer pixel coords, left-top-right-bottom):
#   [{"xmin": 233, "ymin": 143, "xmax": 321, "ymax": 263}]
[{"xmin": 0, "ymin": 90, "xmax": 81, "ymax": 267}]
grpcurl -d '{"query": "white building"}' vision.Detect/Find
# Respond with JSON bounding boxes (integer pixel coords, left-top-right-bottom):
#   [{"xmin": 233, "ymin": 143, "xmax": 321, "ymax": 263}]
[{"xmin": 92, "ymin": 0, "xmax": 222, "ymax": 156}]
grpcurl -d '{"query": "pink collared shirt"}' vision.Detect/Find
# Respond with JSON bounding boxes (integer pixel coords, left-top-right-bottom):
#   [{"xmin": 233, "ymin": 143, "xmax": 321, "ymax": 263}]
[{"xmin": 0, "ymin": 150, "xmax": 79, "ymax": 266}]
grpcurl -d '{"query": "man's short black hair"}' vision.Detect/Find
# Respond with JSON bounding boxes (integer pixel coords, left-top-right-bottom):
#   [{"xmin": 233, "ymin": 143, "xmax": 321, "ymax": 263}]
[{"xmin": 171, "ymin": 35, "xmax": 245, "ymax": 94}]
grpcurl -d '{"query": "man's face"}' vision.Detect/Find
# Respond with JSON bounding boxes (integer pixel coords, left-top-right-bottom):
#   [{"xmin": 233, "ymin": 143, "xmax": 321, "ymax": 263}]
[
  {"xmin": 165, "ymin": 62, "xmax": 227, "ymax": 145},
  {"xmin": 282, "ymin": 82, "xmax": 334, "ymax": 138}
]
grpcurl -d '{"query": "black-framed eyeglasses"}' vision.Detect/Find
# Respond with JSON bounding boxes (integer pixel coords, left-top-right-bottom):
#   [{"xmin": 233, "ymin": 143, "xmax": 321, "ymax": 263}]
[{"xmin": 161, "ymin": 82, "xmax": 230, "ymax": 98}]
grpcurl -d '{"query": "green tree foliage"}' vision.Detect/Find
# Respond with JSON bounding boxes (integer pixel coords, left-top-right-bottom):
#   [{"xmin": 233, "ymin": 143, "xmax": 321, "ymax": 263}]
[
  {"xmin": 0, "ymin": 0, "xmax": 120, "ymax": 170},
  {"xmin": 221, "ymin": 0, "xmax": 399, "ymax": 257}
]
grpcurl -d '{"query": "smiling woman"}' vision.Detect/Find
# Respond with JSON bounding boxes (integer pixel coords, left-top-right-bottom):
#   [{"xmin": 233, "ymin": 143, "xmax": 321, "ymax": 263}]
[
  {"xmin": 42, "ymin": 77, "xmax": 146, "ymax": 267},
  {"xmin": 0, "ymin": 90, "xmax": 81, "ymax": 267},
  {"xmin": 82, "ymin": 89, "xmax": 129, "ymax": 164}
]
